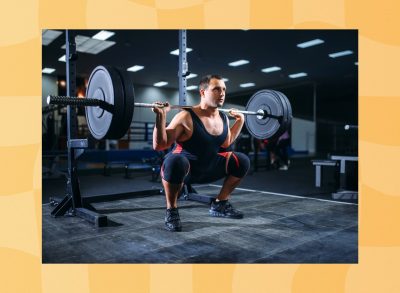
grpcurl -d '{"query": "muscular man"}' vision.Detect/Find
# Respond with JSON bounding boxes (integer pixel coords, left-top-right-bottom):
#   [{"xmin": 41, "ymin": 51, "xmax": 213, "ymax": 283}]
[{"xmin": 152, "ymin": 75, "xmax": 250, "ymax": 232}]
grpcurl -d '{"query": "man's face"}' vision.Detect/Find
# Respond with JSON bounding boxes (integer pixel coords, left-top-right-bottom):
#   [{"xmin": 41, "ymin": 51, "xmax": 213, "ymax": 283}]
[{"xmin": 201, "ymin": 78, "xmax": 226, "ymax": 108}]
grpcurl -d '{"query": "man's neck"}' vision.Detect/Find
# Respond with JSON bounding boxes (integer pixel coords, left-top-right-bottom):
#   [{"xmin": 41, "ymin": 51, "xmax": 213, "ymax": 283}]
[{"xmin": 197, "ymin": 103, "xmax": 219, "ymax": 117}]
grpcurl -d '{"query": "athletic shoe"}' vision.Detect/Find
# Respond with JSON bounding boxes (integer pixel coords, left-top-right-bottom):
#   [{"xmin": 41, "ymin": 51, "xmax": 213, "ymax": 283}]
[
  {"xmin": 279, "ymin": 165, "xmax": 288, "ymax": 170},
  {"xmin": 165, "ymin": 208, "xmax": 182, "ymax": 232},
  {"xmin": 209, "ymin": 200, "xmax": 243, "ymax": 219}
]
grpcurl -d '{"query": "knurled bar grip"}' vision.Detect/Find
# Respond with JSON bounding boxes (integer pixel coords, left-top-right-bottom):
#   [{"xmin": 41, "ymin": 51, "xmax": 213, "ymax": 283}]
[
  {"xmin": 47, "ymin": 95, "xmax": 114, "ymax": 113},
  {"xmin": 219, "ymin": 108, "xmax": 280, "ymax": 120}
]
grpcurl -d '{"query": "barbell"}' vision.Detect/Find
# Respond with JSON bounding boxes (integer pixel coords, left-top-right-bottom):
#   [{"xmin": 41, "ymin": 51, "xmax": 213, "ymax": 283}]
[{"xmin": 47, "ymin": 65, "xmax": 292, "ymax": 140}]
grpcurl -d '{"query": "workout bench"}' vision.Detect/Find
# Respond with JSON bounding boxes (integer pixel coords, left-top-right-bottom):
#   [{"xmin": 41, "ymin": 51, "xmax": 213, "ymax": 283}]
[
  {"xmin": 102, "ymin": 150, "xmax": 159, "ymax": 177},
  {"xmin": 311, "ymin": 159, "xmax": 338, "ymax": 188}
]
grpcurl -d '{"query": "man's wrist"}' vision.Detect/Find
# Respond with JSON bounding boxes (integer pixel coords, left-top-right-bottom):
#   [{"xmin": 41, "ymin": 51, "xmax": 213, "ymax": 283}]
[{"xmin": 236, "ymin": 116, "xmax": 244, "ymax": 122}]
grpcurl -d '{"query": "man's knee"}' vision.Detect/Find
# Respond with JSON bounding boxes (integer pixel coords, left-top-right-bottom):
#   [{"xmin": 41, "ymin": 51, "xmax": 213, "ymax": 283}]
[
  {"xmin": 227, "ymin": 152, "xmax": 250, "ymax": 178},
  {"xmin": 161, "ymin": 154, "xmax": 190, "ymax": 184}
]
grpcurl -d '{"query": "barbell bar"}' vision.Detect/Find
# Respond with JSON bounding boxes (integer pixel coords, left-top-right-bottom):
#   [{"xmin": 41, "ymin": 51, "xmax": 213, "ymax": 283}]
[
  {"xmin": 47, "ymin": 97, "xmax": 279, "ymax": 120},
  {"xmin": 137, "ymin": 103, "xmax": 279, "ymax": 119},
  {"xmin": 46, "ymin": 65, "xmax": 292, "ymax": 140}
]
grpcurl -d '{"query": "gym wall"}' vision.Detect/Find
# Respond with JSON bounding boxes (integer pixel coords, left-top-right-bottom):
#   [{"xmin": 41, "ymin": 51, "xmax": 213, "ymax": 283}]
[{"xmin": 291, "ymin": 117, "xmax": 316, "ymax": 154}]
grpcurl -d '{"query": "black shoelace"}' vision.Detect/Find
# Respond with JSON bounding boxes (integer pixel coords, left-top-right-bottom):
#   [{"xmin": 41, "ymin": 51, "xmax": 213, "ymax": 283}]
[
  {"xmin": 224, "ymin": 202, "xmax": 234, "ymax": 211},
  {"xmin": 167, "ymin": 210, "xmax": 180, "ymax": 221}
]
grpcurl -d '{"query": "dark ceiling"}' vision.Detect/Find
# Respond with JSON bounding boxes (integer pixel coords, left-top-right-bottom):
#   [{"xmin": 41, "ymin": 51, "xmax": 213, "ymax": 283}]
[{"xmin": 42, "ymin": 29, "xmax": 358, "ymax": 122}]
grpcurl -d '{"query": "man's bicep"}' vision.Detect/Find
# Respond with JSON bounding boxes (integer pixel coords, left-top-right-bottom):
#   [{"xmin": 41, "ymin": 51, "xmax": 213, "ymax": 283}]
[
  {"xmin": 221, "ymin": 129, "xmax": 231, "ymax": 147},
  {"xmin": 163, "ymin": 128, "xmax": 174, "ymax": 147},
  {"xmin": 221, "ymin": 116, "xmax": 232, "ymax": 147},
  {"xmin": 165, "ymin": 113, "xmax": 186, "ymax": 146},
  {"xmin": 167, "ymin": 124, "xmax": 186, "ymax": 144}
]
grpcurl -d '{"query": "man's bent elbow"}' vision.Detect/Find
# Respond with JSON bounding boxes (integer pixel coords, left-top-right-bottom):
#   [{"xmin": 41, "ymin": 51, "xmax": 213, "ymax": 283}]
[
  {"xmin": 221, "ymin": 141, "xmax": 231, "ymax": 149},
  {"xmin": 153, "ymin": 142, "xmax": 168, "ymax": 151}
]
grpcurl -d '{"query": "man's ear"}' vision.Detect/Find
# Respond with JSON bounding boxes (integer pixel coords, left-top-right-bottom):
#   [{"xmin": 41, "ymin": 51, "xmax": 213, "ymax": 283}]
[{"xmin": 199, "ymin": 88, "xmax": 205, "ymax": 97}]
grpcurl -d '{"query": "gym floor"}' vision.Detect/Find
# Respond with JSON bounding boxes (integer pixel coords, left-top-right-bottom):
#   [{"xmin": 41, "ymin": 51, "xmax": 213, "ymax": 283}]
[{"xmin": 42, "ymin": 157, "xmax": 358, "ymax": 263}]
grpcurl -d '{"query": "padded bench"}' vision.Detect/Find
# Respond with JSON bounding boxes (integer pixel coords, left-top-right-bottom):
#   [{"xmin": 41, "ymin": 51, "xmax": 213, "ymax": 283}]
[
  {"xmin": 79, "ymin": 149, "xmax": 162, "ymax": 178},
  {"xmin": 311, "ymin": 159, "xmax": 338, "ymax": 187},
  {"xmin": 104, "ymin": 150, "xmax": 161, "ymax": 177},
  {"xmin": 124, "ymin": 162, "xmax": 154, "ymax": 178}
]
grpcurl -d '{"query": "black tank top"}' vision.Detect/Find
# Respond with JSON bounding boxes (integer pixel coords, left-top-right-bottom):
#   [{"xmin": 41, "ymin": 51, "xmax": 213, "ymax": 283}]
[{"xmin": 171, "ymin": 108, "xmax": 228, "ymax": 167}]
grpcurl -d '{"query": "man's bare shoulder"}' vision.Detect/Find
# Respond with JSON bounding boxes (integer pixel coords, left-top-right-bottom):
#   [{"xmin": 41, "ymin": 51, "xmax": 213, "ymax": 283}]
[{"xmin": 167, "ymin": 110, "xmax": 191, "ymax": 128}]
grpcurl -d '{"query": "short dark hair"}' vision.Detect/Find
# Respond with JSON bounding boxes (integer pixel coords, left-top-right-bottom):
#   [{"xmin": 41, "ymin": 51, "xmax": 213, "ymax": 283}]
[{"xmin": 198, "ymin": 74, "xmax": 223, "ymax": 91}]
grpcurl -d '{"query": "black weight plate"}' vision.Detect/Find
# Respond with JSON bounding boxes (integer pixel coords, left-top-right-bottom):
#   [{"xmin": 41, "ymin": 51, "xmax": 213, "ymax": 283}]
[
  {"xmin": 115, "ymin": 68, "xmax": 135, "ymax": 138},
  {"xmin": 268, "ymin": 90, "xmax": 289, "ymax": 137},
  {"xmin": 283, "ymin": 93, "xmax": 292, "ymax": 124},
  {"xmin": 244, "ymin": 90, "xmax": 286, "ymax": 140},
  {"xmin": 103, "ymin": 66, "xmax": 126, "ymax": 139},
  {"xmin": 275, "ymin": 90, "xmax": 292, "ymax": 131},
  {"xmin": 85, "ymin": 66, "xmax": 125, "ymax": 140},
  {"xmin": 275, "ymin": 90, "xmax": 292, "ymax": 123},
  {"xmin": 271, "ymin": 90, "xmax": 291, "ymax": 134}
]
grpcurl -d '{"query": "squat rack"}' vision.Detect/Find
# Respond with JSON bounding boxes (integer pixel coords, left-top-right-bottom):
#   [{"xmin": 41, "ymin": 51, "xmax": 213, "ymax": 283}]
[
  {"xmin": 50, "ymin": 31, "xmax": 162, "ymax": 227},
  {"xmin": 50, "ymin": 30, "xmax": 214, "ymax": 227}
]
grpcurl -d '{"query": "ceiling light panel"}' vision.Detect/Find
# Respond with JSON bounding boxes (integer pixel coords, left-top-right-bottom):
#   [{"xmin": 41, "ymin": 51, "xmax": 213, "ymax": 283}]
[
  {"xmin": 42, "ymin": 29, "xmax": 63, "ymax": 46},
  {"xmin": 229, "ymin": 60, "xmax": 249, "ymax": 67},
  {"xmin": 329, "ymin": 50, "xmax": 353, "ymax": 58},
  {"xmin": 297, "ymin": 39, "xmax": 324, "ymax": 48},
  {"xmin": 261, "ymin": 66, "xmax": 281, "ymax": 73},
  {"xmin": 186, "ymin": 73, "xmax": 197, "ymax": 79},
  {"xmin": 127, "ymin": 65, "xmax": 144, "ymax": 72},
  {"xmin": 170, "ymin": 48, "xmax": 193, "ymax": 55},
  {"xmin": 42, "ymin": 68, "xmax": 56, "ymax": 74},
  {"xmin": 240, "ymin": 82, "xmax": 255, "ymax": 88},
  {"xmin": 86, "ymin": 40, "xmax": 115, "ymax": 54},
  {"xmin": 289, "ymin": 72, "xmax": 307, "ymax": 78},
  {"xmin": 154, "ymin": 81, "xmax": 168, "ymax": 87},
  {"xmin": 92, "ymin": 30, "xmax": 115, "ymax": 41},
  {"xmin": 62, "ymin": 35, "xmax": 115, "ymax": 54}
]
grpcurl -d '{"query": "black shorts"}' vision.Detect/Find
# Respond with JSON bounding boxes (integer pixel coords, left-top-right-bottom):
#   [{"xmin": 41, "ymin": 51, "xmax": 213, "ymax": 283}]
[{"xmin": 161, "ymin": 152, "xmax": 250, "ymax": 185}]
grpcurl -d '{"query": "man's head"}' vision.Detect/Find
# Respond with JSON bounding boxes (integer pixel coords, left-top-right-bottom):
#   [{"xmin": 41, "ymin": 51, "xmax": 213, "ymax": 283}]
[{"xmin": 198, "ymin": 75, "xmax": 226, "ymax": 108}]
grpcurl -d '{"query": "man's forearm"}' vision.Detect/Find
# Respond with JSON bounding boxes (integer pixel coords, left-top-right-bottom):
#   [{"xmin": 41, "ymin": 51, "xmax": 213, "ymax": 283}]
[
  {"xmin": 153, "ymin": 113, "xmax": 167, "ymax": 149},
  {"xmin": 229, "ymin": 119, "xmax": 245, "ymax": 145}
]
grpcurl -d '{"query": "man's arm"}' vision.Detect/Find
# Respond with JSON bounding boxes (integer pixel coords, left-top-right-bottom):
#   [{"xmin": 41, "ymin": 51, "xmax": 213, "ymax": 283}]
[
  {"xmin": 153, "ymin": 108, "xmax": 168, "ymax": 150},
  {"xmin": 221, "ymin": 111, "xmax": 245, "ymax": 148},
  {"xmin": 153, "ymin": 108, "xmax": 187, "ymax": 151}
]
